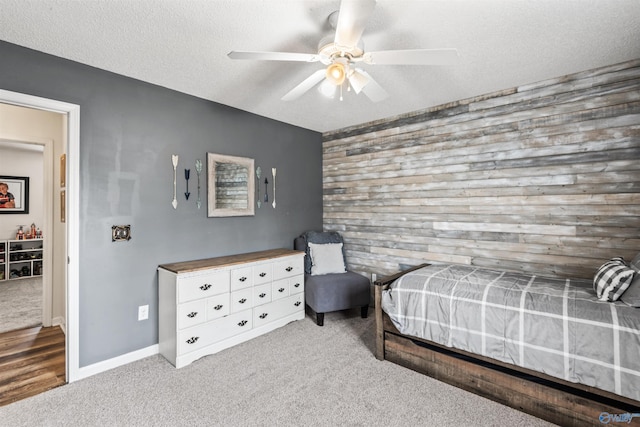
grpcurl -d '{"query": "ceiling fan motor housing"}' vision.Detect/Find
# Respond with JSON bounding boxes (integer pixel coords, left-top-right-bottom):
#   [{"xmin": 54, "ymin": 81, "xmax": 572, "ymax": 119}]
[{"xmin": 317, "ymin": 34, "xmax": 364, "ymax": 65}]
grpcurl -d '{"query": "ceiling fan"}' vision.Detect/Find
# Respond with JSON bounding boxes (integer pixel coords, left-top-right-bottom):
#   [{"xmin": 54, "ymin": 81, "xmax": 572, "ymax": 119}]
[{"xmin": 228, "ymin": 0, "xmax": 459, "ymax": 102}]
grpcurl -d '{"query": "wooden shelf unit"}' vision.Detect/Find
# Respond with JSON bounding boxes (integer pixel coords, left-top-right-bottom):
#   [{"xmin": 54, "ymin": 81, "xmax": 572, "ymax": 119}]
[{"xmin": 3, "ymin": 238, "xmax": 43, "ymax": 281}]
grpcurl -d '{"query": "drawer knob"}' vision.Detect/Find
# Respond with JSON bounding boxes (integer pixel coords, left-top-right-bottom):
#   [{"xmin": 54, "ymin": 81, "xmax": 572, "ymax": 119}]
[
  {"xmin": 259, "ymin": 293, "xmax": 266, "ymax": 298},
  {"xmin": 294, "ymin": 301, "xmax": 301, "ymax": 307},
  {"xmin": 186, "ymin": 337, "xmax": 199, "ymax": 344},
  {"xmin": 239, "ymin": 277, "xmax": 247, "ymax": 282},
  {"xmin": 238, "ymin": 320, "xmax": 248, "ymax": 327},
  {"xmin": 294, "ymin": 283, "xmax": 300, "ymax": 288},
  {"xmin": 259, "ymin": 272, "xmax": 267, "ymax": 277},
  {"xmin": 200, "ymin": 283, "xmax": 212, "ymax": 291},
  {"xmin": 187, "ymin": 312, "xmax": 198, "ymax": 318},
  {"xmin": 278, "ymin": 288, "xmax": 285, "ymax": 293},
  {"xmin": 239, "ymin": 298, "xmax": 247, "ymax": 304},
  {"xmin": 285, "ymin": 266, "xmax": 293, "ymax": 272},
  {"xmin": 259, "ymin": 313, "xmax": 268, "ymax": 319},
  {"xmin": 213, "ymin": 304, "xmax": 223, "ymax": 310}
]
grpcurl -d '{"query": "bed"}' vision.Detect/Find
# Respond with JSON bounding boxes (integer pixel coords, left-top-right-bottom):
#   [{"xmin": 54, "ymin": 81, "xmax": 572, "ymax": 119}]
[{"xmin": 374, "ymin": 263, "xmax": 640, "ymax": 427}]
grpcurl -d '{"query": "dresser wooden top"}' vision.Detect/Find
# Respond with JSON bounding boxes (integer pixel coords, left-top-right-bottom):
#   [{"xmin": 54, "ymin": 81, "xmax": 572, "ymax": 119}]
[{"xmin": 158, "ymin": 248, "xmax": 304, "ymax": 274}]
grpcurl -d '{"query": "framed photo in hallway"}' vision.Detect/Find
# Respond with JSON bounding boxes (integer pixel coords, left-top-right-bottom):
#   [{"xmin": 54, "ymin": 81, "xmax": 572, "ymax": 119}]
[{"xmin": 0, "ymin": 175, "xmax": 29, "ymax": 214}]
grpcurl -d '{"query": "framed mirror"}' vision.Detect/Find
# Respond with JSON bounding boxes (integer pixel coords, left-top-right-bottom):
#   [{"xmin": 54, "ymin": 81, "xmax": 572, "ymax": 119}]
[{"xmin": 207, "ymin": 153, "xmax": 255, "ymax": 217}]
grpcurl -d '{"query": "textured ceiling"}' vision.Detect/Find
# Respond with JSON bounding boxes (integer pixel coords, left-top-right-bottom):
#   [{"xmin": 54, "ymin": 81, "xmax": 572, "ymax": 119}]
[{"xmin": 1, "ymin": 0, "xmax": 639, "ymax": 133}]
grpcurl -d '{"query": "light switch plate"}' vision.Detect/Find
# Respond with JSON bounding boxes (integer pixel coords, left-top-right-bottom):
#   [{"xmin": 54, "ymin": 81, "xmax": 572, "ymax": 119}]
[{"xmin": 112, "ymin": 225, "xmax": 131, "ymax": 242}]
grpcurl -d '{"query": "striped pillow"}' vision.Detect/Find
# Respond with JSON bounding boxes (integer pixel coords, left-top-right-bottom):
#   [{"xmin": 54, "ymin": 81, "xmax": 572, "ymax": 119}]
[{"xmin": 593, "ymin": 257, "xmax": 635, "ymax": 302}]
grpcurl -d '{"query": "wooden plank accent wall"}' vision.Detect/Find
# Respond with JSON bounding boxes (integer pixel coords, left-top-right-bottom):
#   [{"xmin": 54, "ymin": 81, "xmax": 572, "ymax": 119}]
[{"xmin": 322, "ymin": 59, "xmax": 640, "ymax": 279}]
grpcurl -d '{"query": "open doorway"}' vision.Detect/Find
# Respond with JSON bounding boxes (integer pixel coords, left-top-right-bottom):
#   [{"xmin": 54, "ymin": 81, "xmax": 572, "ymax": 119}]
[
  {"xmin": 0, "ymin": 104, "xmax": 64, "ymax": 334},
  {"xmin": 0, "ymin": 139, "xmax": 47, "ymax": 333},
  {"xmin": 0, "ymin": 89, "xmax": 80, "ymax": 384}
]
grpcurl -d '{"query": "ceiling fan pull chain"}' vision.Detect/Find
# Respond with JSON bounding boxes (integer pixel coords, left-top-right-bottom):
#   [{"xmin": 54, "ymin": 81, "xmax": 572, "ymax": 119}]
[{"xmin": 340, "ymin": 84, "xmax": 344, "ymax": 101}]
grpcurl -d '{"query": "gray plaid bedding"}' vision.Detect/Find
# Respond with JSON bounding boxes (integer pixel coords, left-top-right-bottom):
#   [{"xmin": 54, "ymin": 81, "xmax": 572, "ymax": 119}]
[{"xmin": 381, "ymin": 264, "xmax": 640, "ymax": 401}]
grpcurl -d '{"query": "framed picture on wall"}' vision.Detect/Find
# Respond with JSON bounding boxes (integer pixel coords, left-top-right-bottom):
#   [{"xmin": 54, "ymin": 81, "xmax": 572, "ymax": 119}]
[{"xmin": 0, "ymin": 175, "xmax": 29, "ymax": 214}]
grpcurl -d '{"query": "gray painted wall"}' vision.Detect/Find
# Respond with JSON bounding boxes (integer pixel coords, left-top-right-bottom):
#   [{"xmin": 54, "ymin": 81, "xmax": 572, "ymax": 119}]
[{"xmin": 0, "ymin": 41, "xmax": 323, "ymax": 366}]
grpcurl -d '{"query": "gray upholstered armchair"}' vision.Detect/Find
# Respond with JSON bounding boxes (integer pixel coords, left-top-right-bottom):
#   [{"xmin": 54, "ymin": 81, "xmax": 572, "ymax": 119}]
[{"xmin": 294, "ymin": 231, "xmax": 370, "ymax": 326}]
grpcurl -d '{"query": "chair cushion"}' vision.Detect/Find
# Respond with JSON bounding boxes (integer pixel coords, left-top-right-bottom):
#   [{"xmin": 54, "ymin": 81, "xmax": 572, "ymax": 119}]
[
  {"xmin": 309, "ymin": 242, "xmax": 346, "ymax": 275},
  {"xmin": 305, "ymin": 271, "xmax": 370, "ymax": 313}
]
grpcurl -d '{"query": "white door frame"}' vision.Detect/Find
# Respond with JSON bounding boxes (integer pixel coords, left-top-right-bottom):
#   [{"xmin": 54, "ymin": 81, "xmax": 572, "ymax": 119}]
[{"xmin": 0, "ymin": 89, "xmax": 80, "ymax": 382}]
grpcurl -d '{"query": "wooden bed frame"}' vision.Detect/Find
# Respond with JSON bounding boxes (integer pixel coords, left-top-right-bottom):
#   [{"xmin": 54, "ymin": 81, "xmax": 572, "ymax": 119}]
[{"xmin": 374, "ymin": 264, "xmax": 640, "ymax": 427}]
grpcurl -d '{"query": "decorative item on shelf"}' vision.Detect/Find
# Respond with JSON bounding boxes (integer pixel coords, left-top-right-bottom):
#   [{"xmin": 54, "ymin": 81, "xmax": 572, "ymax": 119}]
[
  {"xmin": 272, "ymin": 168, "xmax": 277, "ymax": 209},
  {"xmin": 195, "ymin": 159, "xmax": 203, "ymax": 209},
  {"xmin": 256, "ymin": 166, "xmax": 262, "ymax": 208},
  {"xmin": 16, "ymin": 225, "xmax": 24, "ymax": 240},
  {"xmin": 171, "ymin": 155, "xmax": 179, "ymax": 209},
  {"xmin": 30, "ymin": 223, "xmax": 36, "ymax": 239},
  {"xmin": 184, "ymin": 168, "xmax": 191, "ymax": 200},
  {"xmin": 264, "ymin": 177, "xmax": 269, "ymax": 203},
  {"xmin": 36, "ymin": 228, "xmax": 42, "ymax": 238}
]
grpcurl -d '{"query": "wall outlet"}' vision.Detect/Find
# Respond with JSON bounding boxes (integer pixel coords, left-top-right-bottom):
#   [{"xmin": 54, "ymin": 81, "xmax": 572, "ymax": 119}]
[{"xmin": 138, "ymin": 304, "xmax": 149, "ymax": 321}]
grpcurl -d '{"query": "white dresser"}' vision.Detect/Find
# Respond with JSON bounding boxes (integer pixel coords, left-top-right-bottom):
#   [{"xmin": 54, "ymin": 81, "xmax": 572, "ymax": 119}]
[{"xmin": 158, "ymin": 248, "xmax": 305, "ymax": 368}]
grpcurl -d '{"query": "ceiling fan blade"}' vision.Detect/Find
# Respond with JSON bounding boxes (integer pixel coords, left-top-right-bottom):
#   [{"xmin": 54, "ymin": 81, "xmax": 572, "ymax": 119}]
[
  {"xmin": 281, "ymin": 69, "xmax": 327, "ymax": 101},
  {"xmin": 228, "ymin": 51, "xmax": 320, "ymax": 62},
  {"xmin": 357, "ymin": 70, "xmax": 388, "ymax": 102},
  {"xmin": 364, "ymin": 48, "xmax": 459, "ymax": 65},
  {"xmin": 348, "ymin": 68, "xmax": 370, "ymax": 94},
  {"xmin": 334, "ymin": 0, "xmax": 377, "ymax": 48}
]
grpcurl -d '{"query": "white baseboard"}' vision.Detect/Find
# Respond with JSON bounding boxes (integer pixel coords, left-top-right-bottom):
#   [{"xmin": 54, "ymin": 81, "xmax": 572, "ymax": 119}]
[
  {"xmin": 51, "ymin": 316, "xmax": 66, "ymax": 334},
  {"xmin": 73, "ymin": 344, "xmax": 159, "ymax": 382}
]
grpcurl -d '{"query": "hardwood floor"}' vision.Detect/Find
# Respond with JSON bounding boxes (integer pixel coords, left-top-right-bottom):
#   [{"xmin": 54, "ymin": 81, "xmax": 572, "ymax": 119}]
[{"xmin": 0, "ymin": 325, "xmax": 66, "ymax": 407}]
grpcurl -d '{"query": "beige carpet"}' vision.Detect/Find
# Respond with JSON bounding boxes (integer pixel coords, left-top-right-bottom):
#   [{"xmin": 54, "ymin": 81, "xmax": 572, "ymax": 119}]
[
  {"xmin": 0, "ymin": 309, "xmax": 553, "ymax": 427},
  {"xmin": 0, "ymin": 276, "xmax": 42, "ymax": 334}
]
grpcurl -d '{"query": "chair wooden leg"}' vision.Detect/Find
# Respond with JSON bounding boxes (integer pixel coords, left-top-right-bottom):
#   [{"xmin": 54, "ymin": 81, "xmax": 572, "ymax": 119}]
[
  {"xmin": 316, "ymin": 312, "xmax": 324, "ymax": 326},
  {"xmin": 361, "ymin": 305, "xmax": 369, "ymax": 318}
]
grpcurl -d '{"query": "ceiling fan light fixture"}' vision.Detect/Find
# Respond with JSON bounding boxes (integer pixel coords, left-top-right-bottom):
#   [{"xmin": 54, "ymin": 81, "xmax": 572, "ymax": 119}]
[
  {"xmin": 318, "ymin": 79, "xmax": 338, "ymax": 98},
  {"xmin": 325, "ymin": 62, "xmax": 347, "ymax": 85},
  {"xmin": 348, "ymin": 69, "xmax": 370, "ymax": 94}
]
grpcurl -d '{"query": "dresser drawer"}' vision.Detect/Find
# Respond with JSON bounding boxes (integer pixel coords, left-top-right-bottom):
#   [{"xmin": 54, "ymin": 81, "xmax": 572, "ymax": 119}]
[
  {"xmin": 178, "ymin": 310, "xmax": 252, "ymax": 355},
  {"xmin": 253, "ymin": 264, "xmax": 272, "ymax": 284},
  {"xmin": 254, "ymin": 283, "xmax": 272, "ymax": 305},
  {"xmin": 231, "ymin": 288, "xmax": 253, "ymax": 313},
  {"xmin": 177, "ymin": 299, "xmax": 207, "ymax": 330},
  {"xmin": 272, "ymin": 278, "xmax": 290, "ymax": 301},
  {"xmin": 230, "ymin": 266, "xmax": 253, "ymax": 291},
  {"xmin": 272, "ymin": 256, "xmax": 304, "ymax": 280},
  {"xmin": 290, "ymin": 274, "xmax": 304, "ymax": 295},
  {"xmin": 206, "ymin": 293, "xmax": 230, "ymax": 320},
  {"xmin": 178, "ymin": 271, "xmax": 230, "ymax": 303},
  {"xmin": 253, "ymin": 293, "xmax": 304, "ymax": 328}
]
